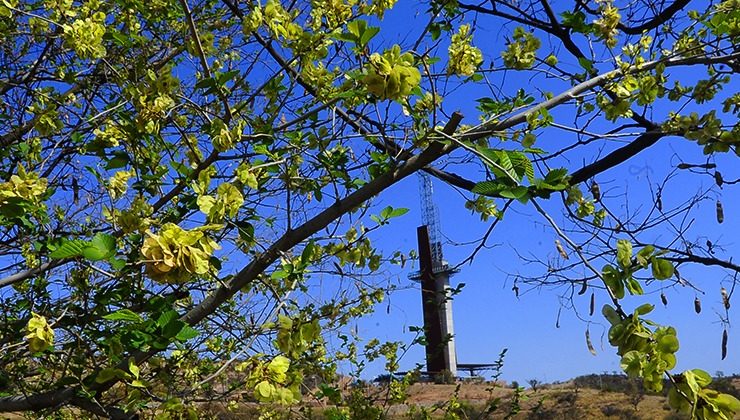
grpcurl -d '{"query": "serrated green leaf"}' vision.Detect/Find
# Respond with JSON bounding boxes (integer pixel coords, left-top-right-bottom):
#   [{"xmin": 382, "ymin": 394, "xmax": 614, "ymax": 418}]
[
  {"xmin": 162, "ymin": 319, "xmax": 185, "ymax": 339},
  {"xmin": 103, "ymin": 309, "xmax": 143, "ymax": 323},
  {"xmin": 175, "ymin": 325, "xmax": 199, "ymax": 341},
  {"xmin": 472, "ymin": 181, "xmax": 506, "ymax": 196},
  {"xmin": 49, "ymin": 239, "xmax": 88, "ymax": 259},
  {"xmin": 499, "ymin": 186, "xmax": 528, "ymax": 199},
  {"xmin": 156, "ymin": 310, "xmax": 178, "ymax": 328}
]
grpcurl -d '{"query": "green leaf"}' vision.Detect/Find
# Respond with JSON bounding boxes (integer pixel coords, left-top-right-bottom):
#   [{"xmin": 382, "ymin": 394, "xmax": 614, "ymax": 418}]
[
  {"xmin": 105, "ymin": 151, "xmax": 130, "ymax": 170},
  {"xmin": 616, "ymin": 240, "xmax": 633, "ymax": 270},
  {"xmin": 651, "ymin": 257, "xmax": 674, "ymax": 280},
  {"xmin": 658, "ymin": 334, "xmax": 679, "ymax": 353},
  {"xmin": 175, "ymin": 325, "xmax": 199, "ymax": 341},
  {"xmin": 95, "ymin": 368, "xmax": 125, "ymax": 383},
  {"xmin": 602, "ymin": 304, "xmax": 621, "ymax": 325},
  {"xmin": 472, "ymin": 181, "xmax": 506, "ymax": 196},
  {"xmin": 388, "ymin": 207, "xmax": 409, "ymax": 218},
  {"xmin": 602, "ymin": 264, "xmax": 625, "ymax": 299},
  {"xmin": 636, "ymin": 245, "xmax": 655, "ymax": 267},
  {"xmin": 634, "ymin": 303, "xmax": 654, "ymax": 315},
  {"xmin": 578, "ymin": 57, "xmax": 594, "ymax": 73},
  {"xmin": 82, "ymin": 233, "xmax": 116, "ymax": 261},
  {"xmin": 103, "ymin": 309, "xmax": 143, "ymax": 323},
  {"xmin": 359, "ymin": 26, "xmax": 380, "ymax": 46},
  {"xmin": 499, "ymin": 186, "xmax": 529, "ymax": 199},
  {"xmin": 156, "ymin": 310, "xmax": 178, "ymax": 328},
  {"xmin": 346, "ymin": 19, "xmax": 366, "ymax": 38},
  {"xmin": 49, "ymin": 239, "xmax": 87, "ymax": 259},
  {"xmin": 626, "ymin": 277, "xmax": 644, "ymax": 295},
  {"xmin": 162, "ymin": 319, "xmax": 185, "ymax": 339},
  {"xmin": 128, "ymin": 359, "xmax": 140, "ymax": 379}
]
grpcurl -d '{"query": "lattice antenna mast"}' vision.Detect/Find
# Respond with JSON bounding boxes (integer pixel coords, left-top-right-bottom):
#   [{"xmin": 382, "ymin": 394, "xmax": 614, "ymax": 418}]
[{"xmin": 418, "ymin": 173, "xmax": 444, "ymax": 269}]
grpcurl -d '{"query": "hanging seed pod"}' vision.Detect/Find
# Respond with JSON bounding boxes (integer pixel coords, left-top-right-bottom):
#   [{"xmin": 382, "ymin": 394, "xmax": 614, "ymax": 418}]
[
  {"xmin": 556, "ymin": 239, "xmax": 569, "ymax": 260},
  {"xmin": 578, "ymin": 280, "xmax": 588, "ymax": 295},
  {"xmin": 586, "ymin": 327, "xmax": 597, "ymax": 355},
  {"xmin": 589, "ymin": 292, "xmax": 595, "ymax": 316},
  {"xmin": 716, "ymin": 200, "xmax": 724, "ymax": 224},
  {"xmin": 512, "ymin": 284, "xmax": 519, "ymax": 297},
  {"xmin": 715, "ymin": 171, "xmax": 724, "ymax": 188},
  {"xmin": 722, "ymin": 329, "xmax": 728, "ymax": 360},
  {"xmin": 721, "ymin": 287, "xmax": 730, "ymax": 310},
  {"xmin": 590, "ymin": 181, "xmax": 601, "ymax": 201},
  {"xmin": 72, "ymin": 178, "xmax": 79, "ymax": 205},
  {"xmin": 695, "ymin": 297, "xmax": 702, "ymax": 314},
  {"xmin": 661, "ymin": 292, "xmax": 668, "ymax": 307},
  {"xmin": 656, "ymin": 193, "xmax": 663, "ymax": 211}
]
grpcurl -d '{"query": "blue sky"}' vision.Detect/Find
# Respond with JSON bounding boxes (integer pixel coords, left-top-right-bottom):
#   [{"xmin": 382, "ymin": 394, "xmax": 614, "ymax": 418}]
[{"xmin": 328, "ymin": 0, "xmax": 740, "ymax": 384}]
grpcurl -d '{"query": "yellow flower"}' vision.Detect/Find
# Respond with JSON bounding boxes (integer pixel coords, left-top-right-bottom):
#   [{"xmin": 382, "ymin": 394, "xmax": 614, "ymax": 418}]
[{"xmin": 25, "ymin": 312, "xmax": 54, "ymax": 353}]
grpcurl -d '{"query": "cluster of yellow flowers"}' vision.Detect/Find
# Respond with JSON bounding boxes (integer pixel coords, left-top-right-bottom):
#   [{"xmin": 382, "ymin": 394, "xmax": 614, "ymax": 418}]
[
  {"xmin": 63, "ymin": 12, "xmax": 107, "ymax": 59},
  {"xmin": 448, "ymin": 24, "xmax": 483, "ymax": 76},
  {"xmin": 140, "ymin": 223, "xmax": 221, "ymax": 283},
  {"xmin": 0, "ymin": 164, "xmax": 47, "ymax": 206},
  {"xmin": 363, "ymin": 45, "xmax": 421, "ymax": 101},
  {"xmin": 25, "ymin": 312, "xmax": 54, "ymax": 353}
]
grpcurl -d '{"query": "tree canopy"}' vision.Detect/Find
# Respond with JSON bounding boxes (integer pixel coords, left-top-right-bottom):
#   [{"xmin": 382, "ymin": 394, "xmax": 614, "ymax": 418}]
[{"xmin": 0, "ymin": 0, "xmax": 739, "ymax": 418}]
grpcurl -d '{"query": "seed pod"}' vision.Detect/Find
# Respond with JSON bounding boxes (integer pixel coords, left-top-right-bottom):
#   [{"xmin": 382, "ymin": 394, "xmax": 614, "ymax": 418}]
[
  {"xmin": 589, "ymin": 292, "xmax": 595, "ymax": 316},
  {"xmin": 578, "ymin": 280, "xmax": 588, "ymax": 295},
  {"xmin": 661, "ymin": 292, "xmax": 668, "ymax": 307},
  {"xmin": 586, "ymin": 327, "xmax": 597, "ymax": 355},
  {"xmin": 72, "ymin": 178, "xmax": 79, "ymax": 205},
  {"xmin": 721, "ymin": 287, "xmax": 730, "ymax": 310},
  {"xmin": 695, "ymin": 297, "xmax": 702, "ymax": 314},
  {"xmin": 677, "ymin": 163, "xmax": 692, "ymax": 169},
  {"xmin": 512, "ymin": 284, "xmax": 519, "ymax": 297},
  {"xmin": 656, "ymin": 193, "xmax": 663, "ymax": 211},
  {"xmin": 556, "ymin": 239, "xmax": 569, "ymax": 260},
  {"xmin": 716, "ymin": 200, "xmax": 724, "ymax": 224},
  {"xmin": 722, "ymin": 329, "xmax": 728, "ymax": 360},
  {"xmin": 590, "ymin": 181, "xmax": 601, "ymax": 201},
  {"xmin": 715, "ymin": 171, "xmax": 724, "ymax": 188}
]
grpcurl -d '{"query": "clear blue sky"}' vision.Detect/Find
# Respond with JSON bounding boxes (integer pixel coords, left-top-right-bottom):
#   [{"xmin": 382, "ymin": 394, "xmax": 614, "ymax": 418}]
[{"xmin": 328, "ymin": 1, "xmax": 740, "ymax": 384}]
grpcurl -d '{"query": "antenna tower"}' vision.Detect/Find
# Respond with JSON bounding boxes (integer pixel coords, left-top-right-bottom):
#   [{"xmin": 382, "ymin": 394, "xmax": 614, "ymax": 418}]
[{"xmin": 418, "ymin": 173, "xmax": 444, "ymax": 272}]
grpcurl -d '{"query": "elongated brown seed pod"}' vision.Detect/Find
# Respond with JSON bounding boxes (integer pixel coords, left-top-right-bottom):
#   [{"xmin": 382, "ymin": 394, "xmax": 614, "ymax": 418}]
[
  {"xmin": 715, "ymin": 171, "xmax": 724, "ymax": 187},
  {"xmin": 556, "ymin": 239, "xmax": 569, "ymax": 259},
  {"xmin": 695, "ymin": 297, "xmax": 702, "ymax": 314},
  {"xmin": 578, "ymin": 280, "xmax": 587, "ymax": 295},
  {"xmin": 661, "ymin": 292, "xmax": 668, "ymax": 307},
  {"xmin": 590, "ymin": 181, "xmax": 601, "ymax": 201},
  {"xmin": 721, "ymin": 287, "xmax": 730, "ymax": 310},
  {"xmin": 586, "ymin": 327, "xmax": 597, "ymax": 355},
  {"xmin": 722, "ymin": 329, "xmax": 728, "ymax": 360},
  {"xmin": 656, "ymin": 193, "xmax": 663, "ymax": 211},
  {"xmin": 717, "ymin": 200, "xmax": 724, "ymax": 224},
  {"xmin": 590, "ymin": 292, "xmax": 595, "ymax": 316}
]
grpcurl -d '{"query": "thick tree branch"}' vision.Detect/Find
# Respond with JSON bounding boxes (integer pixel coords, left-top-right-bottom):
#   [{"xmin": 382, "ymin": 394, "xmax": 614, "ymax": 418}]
[
  {"xmin": 617, "ymin": 0, "xmax": 693, "ymax": 35},
  {"xmin": 569, "ymin": 131, "xmax": 666, "ymax": 185}
]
